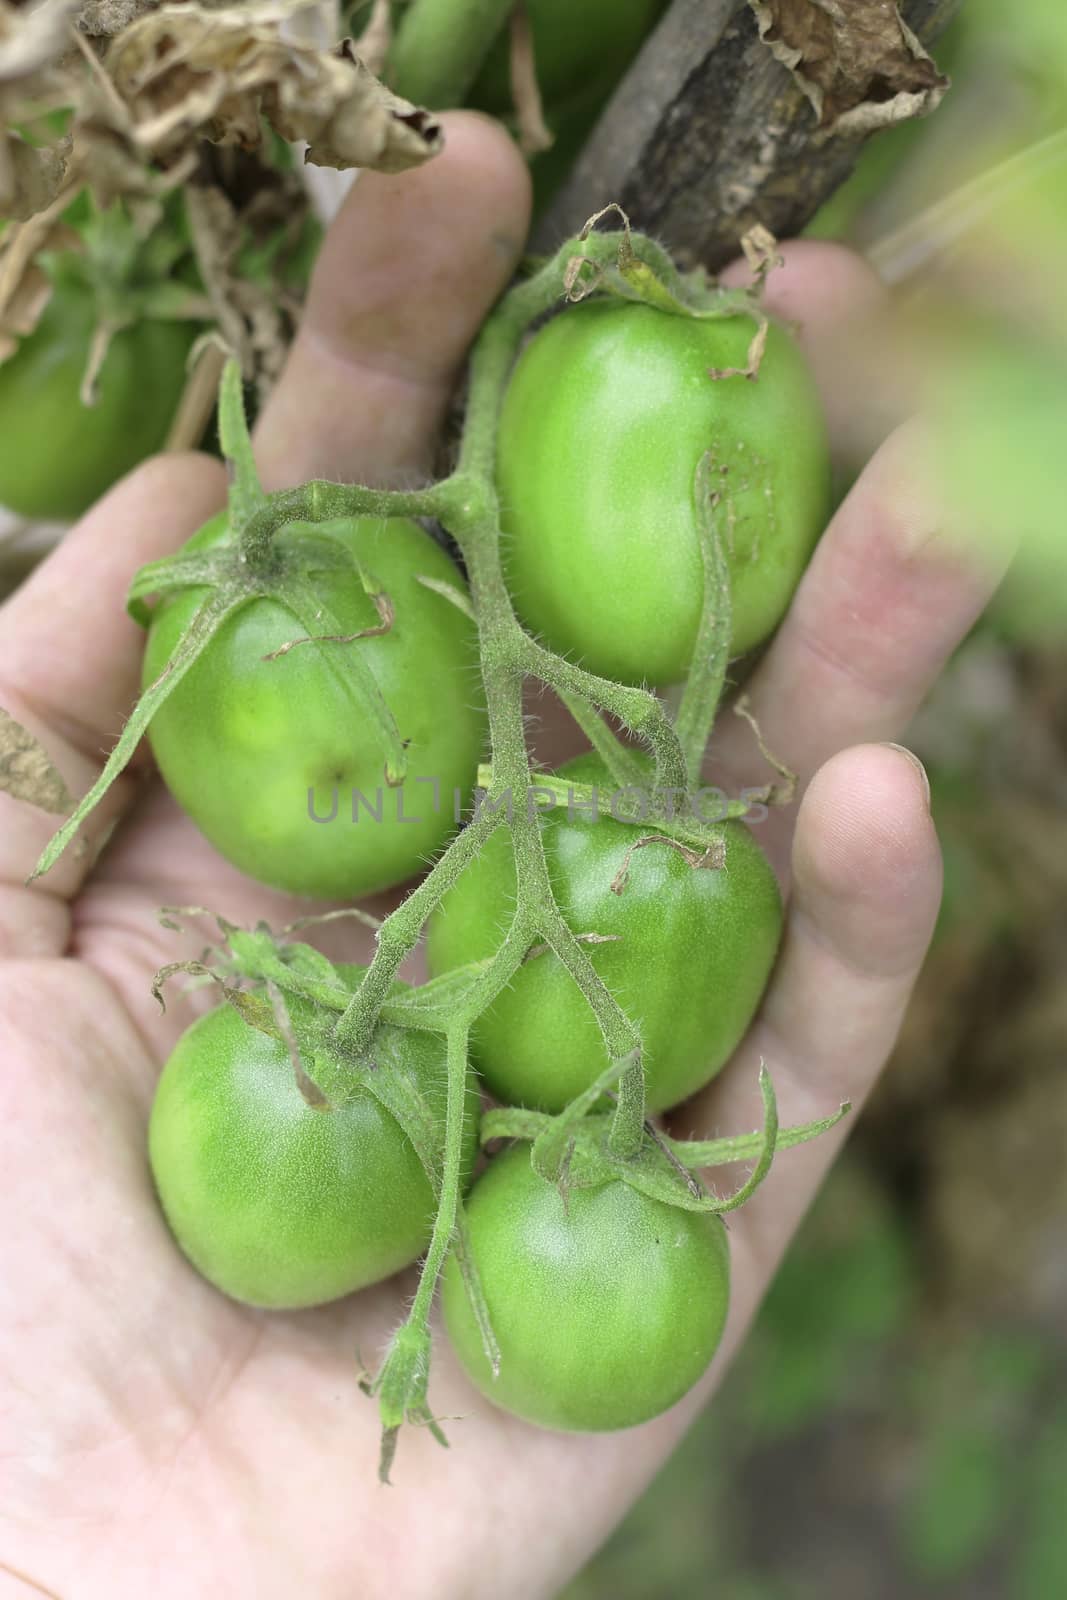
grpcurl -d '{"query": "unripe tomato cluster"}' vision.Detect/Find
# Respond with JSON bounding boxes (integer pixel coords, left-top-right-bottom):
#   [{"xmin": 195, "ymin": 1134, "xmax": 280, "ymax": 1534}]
[{"xmin": 137, "ymin": 288, "xmax": 827, "ymax": 1438}]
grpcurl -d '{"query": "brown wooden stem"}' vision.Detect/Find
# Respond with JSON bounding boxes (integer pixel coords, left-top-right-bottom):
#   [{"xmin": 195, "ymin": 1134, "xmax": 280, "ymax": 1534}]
[{"xmin": 533, "ymin": 0, "xmax": 962, "ymax": 267}]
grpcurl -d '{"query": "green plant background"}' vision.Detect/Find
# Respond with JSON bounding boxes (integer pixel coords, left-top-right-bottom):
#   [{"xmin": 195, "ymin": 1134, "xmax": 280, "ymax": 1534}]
[{"xmin": 568, "ymin": 4, "xmax": 1067, "ymax": 1594}]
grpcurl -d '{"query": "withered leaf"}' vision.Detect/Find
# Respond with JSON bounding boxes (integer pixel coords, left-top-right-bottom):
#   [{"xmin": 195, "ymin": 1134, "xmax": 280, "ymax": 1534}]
[
  {"xmin": 748, "ymin": 0, "xmax": 948, "ymax": 135},
  {"xmin": 77, "ymin": 0, "xmax": 158, "ymax": 38},
  {"xmin": 0, "ymin": 0, "xmax": 80, "ymax": 84},
  {"xmin": 104, "ymin": 3, "xmax": 443, "ymax": 174},
  {"xmin": 0, "ymin": 214, "xmax": 82, "ymax": 362},
  {"xmin": 0, "ymin": 132, "xmax": 69, "ymax": 221},
  {"xmin": 182, "ymin": 178, "xmax": 292, "ymax": 387},
  {"xmin": 0, "ymin": 706, "xmax": 75, "ymax": 815}
]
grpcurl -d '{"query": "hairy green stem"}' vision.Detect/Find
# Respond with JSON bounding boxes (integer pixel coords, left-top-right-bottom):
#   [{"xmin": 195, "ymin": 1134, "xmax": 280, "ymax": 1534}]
[
  {"xmin": 388, "ymin": 0, "xmax": 514, "ymax": 107},
  {"xmin": 238, "ymin": 479, "xmax": 451, "ymax": 567},
  {"xmin": 332, "ymin": 802, "xmax": 506, "ymax": 1055},
  {"xmin": 457, "ymin": 229, "xmax": 654, "ymax": 481},
  {"xmin": 556, "ymin": 692, "xmax": 648, "ymax": 788},
  {"xmin": 441, "ymin": 450, "xmax": 652, "ymax": 1152},
  {"xmin": 522, "ymin": 638, "xmax": 688, "ymax": 794},
  {"xmin": 404, "ymin": 1021, "xmax": 472, "ymax": 1331}
]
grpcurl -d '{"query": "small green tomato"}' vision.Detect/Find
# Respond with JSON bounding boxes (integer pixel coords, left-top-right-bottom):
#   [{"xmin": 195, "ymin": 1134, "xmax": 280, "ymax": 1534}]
[{"xmin": 442, "ymin": 1143, "xmax": 730, "ymax": 1431}]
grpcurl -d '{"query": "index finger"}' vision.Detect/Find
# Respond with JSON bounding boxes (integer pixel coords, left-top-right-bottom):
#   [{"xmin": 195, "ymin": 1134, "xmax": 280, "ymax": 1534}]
[
  {"xmin": 255, "ymin": 111, "xmax": 531, "ymax": 489},
  {"xmin": 707, "ymin": 243, "xmax": 1014, "ymax": 810},
  {"xmin": 720, "ymin": 237, "xmax": 900, "ymax": 469},
  {"xmin": 0, "ymin": 114, "xmax": 531, "ymax": 937}
]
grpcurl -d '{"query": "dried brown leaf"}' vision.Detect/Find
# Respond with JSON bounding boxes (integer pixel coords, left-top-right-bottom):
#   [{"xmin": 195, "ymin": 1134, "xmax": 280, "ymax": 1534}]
[
  {"xmin": 0, "ymin": 132, "xmax": 69, "ymax": 220},
  {"xmin": 77, "ymin": 0, "xmax": 158, "ymax": 38},
  {"xmin": 740, "ymin": 222, "xmax": 782, "ymax": 281},
  {"xmin": 182, "ymin": 178, "xmax": 292, "ymax": 388},
  {"xmin": 0, "ymin": 706, "xmax": 75, "ymax": 814},
  {"xmin": 508, "ymin": 2, "xmax": 553, "ymax": 158},
  {"xmin": 747, "ymin": 0, "xmax": 948, "ymax": 136},
  {"xmin": 0, "ymin": 213, "xmax": 82, "ymax": 360},
  {"xmin": 103, "ymin": 4, "xmax": 442, "ymax": 174},
  {"xmin": 0, "ymin": 0, "xmax": 80, "ymax": 83},
  {"xmin": 0, "ymin": 0, "xmax": 82, "ymax": 206},
  {"xmin": 268, "ymin": 38, "xmax": 444, "ymax": 174}
]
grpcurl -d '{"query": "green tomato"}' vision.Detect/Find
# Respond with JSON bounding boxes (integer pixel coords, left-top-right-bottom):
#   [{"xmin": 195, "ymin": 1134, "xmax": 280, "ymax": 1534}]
[
  {"xmin": 143, "ymin": 513, "xmax": 487, "ymax": 899},
  {"xmin": 442, "ymin": 1143, "xmax": 729, "ymax": 1431},
  {"xmin": 149, "ymin": 983, "xmax": 480, "ymax": 1309},
  {"xmin": 426, "ymin": 754, "xmax": 782, "ymax": 1114},
  {"xmin": 468, "ymin": 0, "xmax": 668, "ymax": 114},
  {"xmin": 0, "ymin": 276, "xmax": 195, "ymax": 522},
  {"xmin": 497, "ymin": 299, "xmax": 830, "ymax": 685}
]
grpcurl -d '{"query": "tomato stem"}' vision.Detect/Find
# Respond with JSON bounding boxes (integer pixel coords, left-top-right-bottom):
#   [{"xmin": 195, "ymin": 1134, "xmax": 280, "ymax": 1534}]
[
  {"xmin": 332, "ymin": 802, "xmax": 508, "ymax": 1055},
  {"xmin": 388, "ymin": 0, "xmax": 516, "ymax": 108}
]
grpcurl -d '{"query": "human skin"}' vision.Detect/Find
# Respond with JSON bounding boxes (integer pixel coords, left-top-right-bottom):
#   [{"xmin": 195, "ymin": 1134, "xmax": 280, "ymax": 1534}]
[{"xmin": 0, "ymin": 113, "xmax": 1013, "ymax": 1600}]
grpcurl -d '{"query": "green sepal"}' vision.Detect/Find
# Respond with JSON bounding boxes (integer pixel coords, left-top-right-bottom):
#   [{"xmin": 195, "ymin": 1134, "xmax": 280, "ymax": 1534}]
[
  {"xmin": 126, "ymin": 548, "xmax": 240, "ymax": 626},
  {"xmin": 222, "ymin": 926, "xmax": 349, "ymax": 1006},
  {"xmin": 483, "ymin": 1067, "xmax": 850, "ymax": 1218},
  {"xmin": 221, "ymin": 987, "xmax": 287, "ymax": 1042},
  {"xmin": 449, "ymin": 1204, "xmax": 500, "ymax": 1378},
  {"xmin": 218, "ymin": 358, "xmax": 266, "ymax": 525},
  {"xmin": 378, "ymin": 961, "xmax": 496, "ymax": 1032},
  {"xmin": 359, "ymin": 1321, "xmax": 448, "ymax": 1485},
  {"xmin": 30, "ymin": 587, "xmax": 250, "ymax": 883},
  {"xmin": 352, "ymin": 1027, "xmax": 452, "ymax": 1193},
  {"xmin": 268, "ymin": 570, "xmax": 408, "ymax": 787},
  {"xmin": 414, "ymin": 573, "xmax": 476, "ymax": 621},
  {"xmin": 665, "ymin": 1096, "xmax": 851, "ymax": 1174}
]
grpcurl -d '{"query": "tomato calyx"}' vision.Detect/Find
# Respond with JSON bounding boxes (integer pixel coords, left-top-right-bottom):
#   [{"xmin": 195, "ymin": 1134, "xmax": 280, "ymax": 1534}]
[
  {"xmin": 447, "ymin": 1072, "xmax": 849, "ymax": 1393},
  {"xmin": 151, "ymin": 906, "xmax": 487, "ymax": 1481},
  {"xmin": 129, "ymin": 516, "xmax": 411, "ymax": 789},
  {"xmin": 2, "ymin": 197, "xmax": 210, "ymax": 405},
  {"xmin": 482, "ymin": 1065, "xmax": 849, "ymax": 1216},
  {"xmin": 152, "ymin": 931, "xmax": 442, "ymax": 1131},
  {"xmin": 28, "ymin": 366, "xmax": 454, "ymax": 885},
  {"xmin": 359, "ymin": 1323, "xmax": 448, "ymax": 1486}
]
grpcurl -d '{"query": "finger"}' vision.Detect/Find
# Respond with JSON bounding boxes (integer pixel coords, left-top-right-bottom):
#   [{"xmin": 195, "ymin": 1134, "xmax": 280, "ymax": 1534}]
[
  {"xmin": 255, "ymin": 111, "xmax": 531, "ymax": 489},
  {"xmin": 0, "ymin": 454, "xmax": 227, "ymax": 937},
  {"xmin": 0, "ymin": 114, "xmax": 531, "ymax": 947},
  {"xmin": 671, "ymin": 742, "xmax": 941, "ymax": 1361},
  {"xmin": 706, "ymin": 416, "xmax": 1016, "ymax": 820},
  {"xmin": 720, "ymin": 239, "xmax": 905, "ymax": 468}
]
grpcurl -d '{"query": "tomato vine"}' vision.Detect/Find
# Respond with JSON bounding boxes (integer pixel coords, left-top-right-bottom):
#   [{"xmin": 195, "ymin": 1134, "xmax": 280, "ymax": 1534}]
[{"xmin": 32, "ymin": 212, "xmax": 846, "ymax": 1476}]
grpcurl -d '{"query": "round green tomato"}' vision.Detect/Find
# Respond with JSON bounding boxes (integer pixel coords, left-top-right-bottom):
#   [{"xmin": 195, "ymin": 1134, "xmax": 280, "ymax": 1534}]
[
  {"xmin": 497, "ymin": 299, "xmax": 830, "ymax": 685},
  {"xmin": 149, "ymin": 988, "xmax": 480, "ymax": 1309},
  {"xmin": 0, "ymin": 276, "xmax": 195, "ymax": 522},
  {"xmin": 143, "ymin": 513, "xmax": 486, "ymax": 898},
  {"xmin": 442, "ymin": 1143, "xmax": 729, "ymax": 1431},
  {"xmin": 469, "ymin": 0, "xmax": 668, "ymax": 114},
  {"xmin": 427, "ymin": 754, "xmax": 782, "ymax": 1114}
]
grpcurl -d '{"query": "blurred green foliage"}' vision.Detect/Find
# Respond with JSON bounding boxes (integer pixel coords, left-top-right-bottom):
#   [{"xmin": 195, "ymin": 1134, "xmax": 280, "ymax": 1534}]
[
  {"xmin": 568, "ymin": 3, "xmax": 1067, "ymax": 1595},
  {"xmin": 566, "ymin": 1161, "xmax": 1064, "ymax": 1599}
]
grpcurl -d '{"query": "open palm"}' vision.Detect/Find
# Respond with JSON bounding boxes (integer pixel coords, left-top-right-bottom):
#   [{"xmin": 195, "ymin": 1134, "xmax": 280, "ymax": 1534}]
[{"xmin": 0, "ymin": 115, "xmax": 1010, "ymax": 1600}]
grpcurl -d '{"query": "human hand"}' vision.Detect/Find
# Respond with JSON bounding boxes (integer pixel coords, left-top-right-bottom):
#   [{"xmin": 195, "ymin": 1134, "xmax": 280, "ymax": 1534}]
[{"xmin": 0, "ymin": 114, "xmax": 1012, "ymax": 1600}]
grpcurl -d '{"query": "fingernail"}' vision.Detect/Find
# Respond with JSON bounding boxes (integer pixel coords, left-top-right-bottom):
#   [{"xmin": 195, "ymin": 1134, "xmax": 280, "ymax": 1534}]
[{"xmin": 879, "ymin": 742, "xmax": 931, "ymax": 811}]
